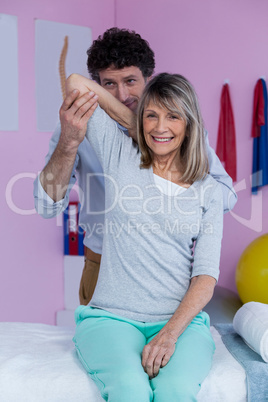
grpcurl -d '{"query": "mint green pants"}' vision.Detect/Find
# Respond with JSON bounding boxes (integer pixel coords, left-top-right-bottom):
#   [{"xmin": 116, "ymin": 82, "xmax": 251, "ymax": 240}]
[{"xmin": 73, "ymin": 306, "xmax": 215, "ymax": 402}]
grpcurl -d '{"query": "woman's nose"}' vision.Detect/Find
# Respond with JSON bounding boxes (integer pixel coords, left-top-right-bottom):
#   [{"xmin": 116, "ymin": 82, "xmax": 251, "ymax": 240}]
[{"xmin": 155, "ymin": 117, "xmax": 167, "ymax": 133}]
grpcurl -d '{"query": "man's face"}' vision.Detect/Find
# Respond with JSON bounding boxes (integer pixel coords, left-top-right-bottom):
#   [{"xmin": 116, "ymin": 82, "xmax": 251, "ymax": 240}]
[{"xmin": 98, "ymin": 65, "xmax": 148, "ymax": 113}]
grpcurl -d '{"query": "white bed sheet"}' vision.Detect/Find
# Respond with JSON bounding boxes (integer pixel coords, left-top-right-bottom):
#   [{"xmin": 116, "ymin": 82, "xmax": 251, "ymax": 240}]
[{"xmin": 0, "ymin": 322, "xmax": 246, "ymax": 401}]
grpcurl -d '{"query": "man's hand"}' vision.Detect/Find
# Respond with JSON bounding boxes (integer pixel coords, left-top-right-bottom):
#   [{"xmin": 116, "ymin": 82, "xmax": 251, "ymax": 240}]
[
  {"xmin": 142, "ymin": 330, "xmax": 177, "ymax": 378},
  {"xmin": 59, "ymin": 89, "xmax": 98, "ymax": 152},
  {"xmin": 39, "ymin": 89, "xmax": 98, "ymax": 203}
]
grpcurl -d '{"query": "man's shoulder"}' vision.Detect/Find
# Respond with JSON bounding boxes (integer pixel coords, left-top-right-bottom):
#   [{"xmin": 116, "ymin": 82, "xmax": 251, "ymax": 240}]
[
  {"xmin": 202, "ymin": 173, "xmax": 218, "ymax": 186},
  {"xmin": 197, "ymin": 174, "xmax": 222, "ymax": 200}
]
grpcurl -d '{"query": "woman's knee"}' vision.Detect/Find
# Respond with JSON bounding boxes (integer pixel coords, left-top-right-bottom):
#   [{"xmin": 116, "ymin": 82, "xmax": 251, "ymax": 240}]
[
  {"xmin": 153, "ymin": 374, "xmax": 199, "ymax": 402},
  {"xmin": 105, "ymin": 370, "xmax": 152, "ymax": 402}
]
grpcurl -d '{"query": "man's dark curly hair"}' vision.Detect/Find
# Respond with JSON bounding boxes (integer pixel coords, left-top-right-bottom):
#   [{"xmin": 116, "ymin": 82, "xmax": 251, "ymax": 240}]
[{"xmin": 87, "ymin": 27, "xmax": 155, "ymax": 83}]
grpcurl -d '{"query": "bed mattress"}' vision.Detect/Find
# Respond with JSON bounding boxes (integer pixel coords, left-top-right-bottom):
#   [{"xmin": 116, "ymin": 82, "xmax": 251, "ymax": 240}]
[{"xmin": 0, "ymin": 322, "xmax": 247, "ymax": 401}]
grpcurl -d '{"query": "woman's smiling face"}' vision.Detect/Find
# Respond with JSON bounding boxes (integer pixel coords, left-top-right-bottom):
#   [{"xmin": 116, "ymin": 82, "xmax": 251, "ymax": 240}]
[{"xmin": 142, "ymin": 101, "xmax": 186, "ymax": 161}]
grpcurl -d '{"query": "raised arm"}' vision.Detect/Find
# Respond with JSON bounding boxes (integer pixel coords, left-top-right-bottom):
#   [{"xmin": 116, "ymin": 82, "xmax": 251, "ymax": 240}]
[
  {"xmin": 38, "ymin": 72, "xmax": 137, "ymax": 204},
  {"xmin": 66, "ymin": 74, "xmax": 137, "ymax": 140}
]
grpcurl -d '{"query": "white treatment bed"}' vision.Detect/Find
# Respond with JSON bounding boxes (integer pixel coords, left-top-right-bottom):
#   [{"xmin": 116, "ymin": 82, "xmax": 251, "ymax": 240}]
[
  {"xmin": 0, "ymin": 321, "xmax": 247, "ymax": 402},
  {"xmin": 0, "ymin": 257, "xmax": 248, "ymax": 402}
]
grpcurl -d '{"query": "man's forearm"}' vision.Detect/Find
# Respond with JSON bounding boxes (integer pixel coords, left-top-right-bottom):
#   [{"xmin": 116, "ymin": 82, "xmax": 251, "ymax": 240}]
[{"xmin": 40, "ymin": 141, "xmax": 77, "ymax": 202}]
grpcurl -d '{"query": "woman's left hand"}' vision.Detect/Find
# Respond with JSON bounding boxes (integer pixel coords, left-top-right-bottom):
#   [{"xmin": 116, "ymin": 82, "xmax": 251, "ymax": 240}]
[{"xmin": 141, "ymin": 330, "xmax": 177, "ymax": 378}]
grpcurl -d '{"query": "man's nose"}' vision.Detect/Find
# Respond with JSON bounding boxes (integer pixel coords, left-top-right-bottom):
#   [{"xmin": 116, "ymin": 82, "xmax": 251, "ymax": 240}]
[{"xmin": 116, "ymin": 84, "xmax": 129, "ymax": 103}]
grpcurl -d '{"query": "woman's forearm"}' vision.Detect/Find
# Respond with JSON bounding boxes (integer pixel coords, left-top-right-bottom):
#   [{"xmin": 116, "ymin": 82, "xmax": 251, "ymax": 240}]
[
  {"xmin": 163, "ymin": 275, "xmax": 216, "ymax": 340},
  {"xmin": 66, "ymin": 74, "xmax": 137, "ymax": 140},
  {"xmin": 141, "ymin": 274, "xmax": 216, "ymax": 377}
]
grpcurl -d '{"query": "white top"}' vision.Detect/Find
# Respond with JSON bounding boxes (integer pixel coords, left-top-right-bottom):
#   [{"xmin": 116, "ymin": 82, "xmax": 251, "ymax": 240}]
[{"xmin": 153, "ymin": 174, "xmax": 187, "ymax": 196}]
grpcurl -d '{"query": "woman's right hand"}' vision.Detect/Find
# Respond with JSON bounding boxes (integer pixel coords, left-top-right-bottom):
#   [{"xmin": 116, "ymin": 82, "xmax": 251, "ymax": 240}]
[{"xmin": 142, "ymin": 329, "xmax": 177, "ymax": 378}]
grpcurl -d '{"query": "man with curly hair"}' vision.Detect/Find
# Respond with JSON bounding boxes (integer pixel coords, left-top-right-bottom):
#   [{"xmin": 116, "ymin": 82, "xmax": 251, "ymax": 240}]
[
  {"xmin": 86, "ymin": 28, "xmax": 155, "ymax": 112},
  {"xmin": 34, "ymin": 28, "xmax": 237, "ymax": 307}
]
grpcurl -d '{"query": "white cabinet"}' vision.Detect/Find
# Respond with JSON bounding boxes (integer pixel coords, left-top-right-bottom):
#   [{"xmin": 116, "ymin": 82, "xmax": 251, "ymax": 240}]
[{"xmin": 56, "ymin": 256, "xmax": 84, "ymax": 326}]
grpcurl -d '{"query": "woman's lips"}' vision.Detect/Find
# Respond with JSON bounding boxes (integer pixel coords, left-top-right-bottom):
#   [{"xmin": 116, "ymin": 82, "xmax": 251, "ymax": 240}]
[{"xmin": 152, "ymin": 136, "xmax": 174, "ymax": 143}]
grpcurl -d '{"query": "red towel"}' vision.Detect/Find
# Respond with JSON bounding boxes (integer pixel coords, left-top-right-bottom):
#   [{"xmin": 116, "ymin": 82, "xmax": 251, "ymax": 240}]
[
  {"xmin": 251, "ymin": 79, "xmax": 265, "ymax": 138},
  {"xmin": 216, "ymin": 83, "xmax": 237, "ymax": 182}
]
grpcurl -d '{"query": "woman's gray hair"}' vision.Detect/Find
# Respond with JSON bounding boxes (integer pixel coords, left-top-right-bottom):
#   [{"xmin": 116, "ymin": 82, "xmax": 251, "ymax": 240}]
[{"xmin": 137, "ymin": 73, "xmax": 209, "ymax": 183}]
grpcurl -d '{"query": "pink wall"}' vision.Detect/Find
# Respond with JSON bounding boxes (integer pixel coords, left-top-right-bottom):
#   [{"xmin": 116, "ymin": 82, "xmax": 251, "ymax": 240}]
[
  {"xmin": 1, "ymin": 0, "xmax": 267, "ymax": 324},
  {"xmin": 0, "ymin": 0, "xmax": 115, "ymax": 324}
]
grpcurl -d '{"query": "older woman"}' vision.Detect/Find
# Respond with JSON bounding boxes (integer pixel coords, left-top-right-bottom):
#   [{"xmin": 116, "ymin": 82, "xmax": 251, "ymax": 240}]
[{"xmin": 65, "ymin": 73, "xmax": 223, "ymax": 401}]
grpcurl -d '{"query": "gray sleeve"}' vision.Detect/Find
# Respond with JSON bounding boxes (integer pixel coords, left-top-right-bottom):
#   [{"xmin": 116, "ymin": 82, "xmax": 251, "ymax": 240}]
[
  {"xmin": 33, "ymin": 122, "xmax": 78, "ymax": 218},
  {"xmin": 192, "ymin": 182, "xmax": 223, "ymax": 281},
  {"xmin": 205, "ymin": 130, "xmax": 237, "ymax": 214},
  {"xmin": 85, "ymin": 105, "xmax": 126, "ymax": 171}
]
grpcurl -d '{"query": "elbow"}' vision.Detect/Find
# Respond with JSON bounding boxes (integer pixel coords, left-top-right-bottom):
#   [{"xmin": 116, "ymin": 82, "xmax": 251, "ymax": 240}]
[
  {"xmin": 66, "ymin": 73, "xmax": 80, "ymax": 83},
  {"xmin": 207, "ymin": 283, "xmax": 216, "ymax": 303},
  {"xmin": 224, "ymin": 190, "xmax": 238, "ymax": 214},
  {"xmin": 229, "ymin": 191, "xmax": 238, "ymax": 211},
  {"xmin": 191, "ymin": 275, "xmax": 216, "ymax": 303},
  {"xmin": 34, "ymin": 199, "xmax": 55, "ymax": 219},
  {"xmin": 65, "ymin": 74, "xmax": 79, "ymax": 96},
  {"xmin": 65, "ymin": 74, "xmax": 94, "ymax": 99}
]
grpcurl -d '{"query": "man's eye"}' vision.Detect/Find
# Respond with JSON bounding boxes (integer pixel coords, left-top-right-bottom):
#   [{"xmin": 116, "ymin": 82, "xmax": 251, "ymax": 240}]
[
  {"xmin": 127, "ymin": 79, "xmax": 135, "ymax": 84},
  {"xmin": 105, "ymin": 82, "xmax": 114, "ymax": 87}
]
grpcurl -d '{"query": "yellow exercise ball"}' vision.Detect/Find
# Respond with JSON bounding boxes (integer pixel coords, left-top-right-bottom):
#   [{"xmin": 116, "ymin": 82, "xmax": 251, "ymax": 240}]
[{"xmin": 236, "ymin": 234, "xmax": 268, "ymax": 304}]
